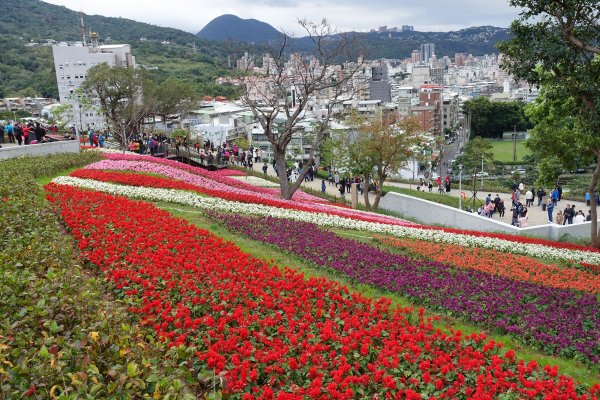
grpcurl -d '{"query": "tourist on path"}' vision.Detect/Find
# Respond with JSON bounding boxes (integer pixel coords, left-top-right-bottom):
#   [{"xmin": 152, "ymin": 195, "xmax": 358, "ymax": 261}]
[{"xmin": 547, "ymin": 198, "xmax": 554, "ymax": 223}]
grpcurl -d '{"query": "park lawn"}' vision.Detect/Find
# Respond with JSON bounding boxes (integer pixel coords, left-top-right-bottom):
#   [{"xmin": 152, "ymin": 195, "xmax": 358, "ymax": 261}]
[{"xmin": 491, "ymin": 140, "xmax": 531, "ymax": 163}]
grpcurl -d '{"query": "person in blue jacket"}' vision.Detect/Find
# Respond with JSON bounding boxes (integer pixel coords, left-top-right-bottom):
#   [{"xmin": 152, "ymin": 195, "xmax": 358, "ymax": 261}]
[{"xmin": 547, "ymin": 198, "xmax": 555, "ymax": 223}]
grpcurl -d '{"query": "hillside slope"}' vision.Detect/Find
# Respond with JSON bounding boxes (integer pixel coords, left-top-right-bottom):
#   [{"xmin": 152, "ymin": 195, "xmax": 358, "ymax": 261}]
[{"xmin": 0, "ymin": 0, "xmax": 235, "ymax": 99}]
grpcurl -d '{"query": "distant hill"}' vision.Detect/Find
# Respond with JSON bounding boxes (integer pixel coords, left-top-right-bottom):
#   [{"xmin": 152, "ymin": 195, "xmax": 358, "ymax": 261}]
[
  {"xmin": 0, "ymin": 0, "xmax": 238, "ymax": 99},
  {"xmin": 197, "ymin": 14, "xmax": 282, "ymax": 43},
  {"xmin": 359, "ymin": 26, "xmax": 511, "ymax": 59},
  {"xmin": 197, "ymin": 15, "xmax": 509, "ymax": 58}
]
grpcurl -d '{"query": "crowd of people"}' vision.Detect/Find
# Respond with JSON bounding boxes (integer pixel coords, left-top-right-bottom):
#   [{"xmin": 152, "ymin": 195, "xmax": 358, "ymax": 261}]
[
  {"xmin": 471, "ymin": 182, "xmax": 594, "ymax": 227},
  {"xmin": 0, "ymin": 120, "xmax": 60, "ymax": 147}
]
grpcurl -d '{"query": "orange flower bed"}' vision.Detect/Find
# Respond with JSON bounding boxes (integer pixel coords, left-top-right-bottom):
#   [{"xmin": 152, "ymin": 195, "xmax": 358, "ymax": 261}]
[{"xmin": 376, "ymin": 236, "xmax": 600, "ymax": 295}]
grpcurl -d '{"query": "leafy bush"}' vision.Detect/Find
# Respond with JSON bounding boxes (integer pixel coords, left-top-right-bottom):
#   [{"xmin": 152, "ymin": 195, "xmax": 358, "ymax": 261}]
[{"xmin": 0, "ymin": 152, "xmax": 213, "ymax": 399}]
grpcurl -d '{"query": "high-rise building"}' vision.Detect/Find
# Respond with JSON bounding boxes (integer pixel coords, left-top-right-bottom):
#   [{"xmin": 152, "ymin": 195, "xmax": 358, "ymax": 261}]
[
  {"xmin": 52, "ymin": 40, "xmax": 136, "ymax": 130},
  {"xmin": 401, "ymin": 25, "xmax": 414, "ymax": 31},
  {"xmin": 420, "ymin": 43, "xmax": 435, "ymax": 64},
  {"xmin": 454, "ymin": 53, "xmax": 466, "ymax": 67},
  {"xmin": 370, "ymin": 62, "xmax": 391, "ymax": 103},
  {"xmin": 411, "ymin": 50, "xmax": 421, "ymax": 63}
]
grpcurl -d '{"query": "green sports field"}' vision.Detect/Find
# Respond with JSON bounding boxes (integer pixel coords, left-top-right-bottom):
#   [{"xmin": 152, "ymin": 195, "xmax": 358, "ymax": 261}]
[{"xmin": 490, "ymin": 140, "xmax": 531, "ymax": 163}]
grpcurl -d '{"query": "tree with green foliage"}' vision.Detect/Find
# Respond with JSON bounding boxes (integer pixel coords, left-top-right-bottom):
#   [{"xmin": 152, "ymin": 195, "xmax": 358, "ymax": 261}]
[
  {"xmin": 455, "ymin": 137, "xmax": 495, "ymax": 195},
  {"xmin": 462, "ymin": 97, "xmax": 530, "ymax": 138},
  {"xmin": 524, "ymin": 93, "xmax": 593, "ymax": 184},
  {"xmin": 330, "ymin": 113, "xmax": 421, "ymax": 211},
  {"xmin": 152, "ymin": 78, "xmax": 199, "ymax": 128},
  {"xmin": 498, "ymin": 0, "xmax": 600, "ymax": 247},
  {"xmin": 81, "ymin": 64, "xmax": 157, "ymax": 148}
]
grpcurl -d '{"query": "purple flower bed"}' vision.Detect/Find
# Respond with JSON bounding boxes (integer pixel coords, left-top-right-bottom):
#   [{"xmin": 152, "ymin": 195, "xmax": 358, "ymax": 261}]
[{"xmin": 207, "ymin": 211, "xmax": 600, "ymax": 364}]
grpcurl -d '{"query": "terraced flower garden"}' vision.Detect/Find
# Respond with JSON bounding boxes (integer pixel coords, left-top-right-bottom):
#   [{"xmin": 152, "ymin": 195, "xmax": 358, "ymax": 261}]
[{"xmin": 1, "ymin": 150, "xmax": 599, "ymax": 398}]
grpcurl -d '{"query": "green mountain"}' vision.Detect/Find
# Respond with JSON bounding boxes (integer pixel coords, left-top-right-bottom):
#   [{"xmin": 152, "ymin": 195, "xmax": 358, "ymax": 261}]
[
  {"xmin": 1, "ymin": 1, "xmax": 510, "ymax": 100},
  {"xmin": 0, "ymin": 0, "xmax": 241, "ymax": 99},
  {"xmin": 197, "ymin": 14, "xmax": 282, "ymax": 43}
]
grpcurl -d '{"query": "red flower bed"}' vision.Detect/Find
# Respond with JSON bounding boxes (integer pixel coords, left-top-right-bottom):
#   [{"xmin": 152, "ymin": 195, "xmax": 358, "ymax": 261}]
[
  {"xmin": 376, "ymin": 236, "xmax": 600, "ymax": 294},
  {"xmin": 102, "ymin": 153, "xmax": 600, "ymax": 255},
  {"xmin": 45, "ymin": 183, "xmax": 599, "ymax": 399},
  {"xmin": 68, "ymin": 168, "xmax": 413, "ymax": 227},
  {"xmin": 103, "ymin": 153, "xmax": 321, "ymax": 202}
]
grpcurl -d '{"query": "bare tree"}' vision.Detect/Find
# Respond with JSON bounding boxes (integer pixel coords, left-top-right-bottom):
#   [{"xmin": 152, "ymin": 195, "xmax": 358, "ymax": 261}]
[{"xmin": 240, "ymin": 18, "xmax": 365, "ymax": 200}]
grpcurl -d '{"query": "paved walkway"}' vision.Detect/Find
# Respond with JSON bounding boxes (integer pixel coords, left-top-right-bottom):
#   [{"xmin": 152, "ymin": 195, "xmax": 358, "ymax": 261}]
[{"xmin": 247, "ymin": 163, "xmax": 591, "ymax": 228}]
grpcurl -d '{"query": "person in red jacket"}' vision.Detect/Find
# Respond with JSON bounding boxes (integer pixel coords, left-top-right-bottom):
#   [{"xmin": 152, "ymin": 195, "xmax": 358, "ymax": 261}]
[{"xmin": 22, "ymin": 123, "xmax": 30, "ymax": 145}]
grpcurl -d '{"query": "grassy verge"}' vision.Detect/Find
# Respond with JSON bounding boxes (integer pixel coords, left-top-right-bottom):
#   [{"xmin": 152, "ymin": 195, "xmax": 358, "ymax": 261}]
[
  {"xmin": 1, "ymin": 153, "xmax": 209, "ymax": 399},
  {"xmin": 383, "ymin": 185, "xmax": 464, "ymax": 208},
  {"xmin": 490, "ymin": 140, "xmax": 531, "ymax": 163},
  {"xmin": 155, "ymin": 202, "xmax": 599, "ymax": 387}
]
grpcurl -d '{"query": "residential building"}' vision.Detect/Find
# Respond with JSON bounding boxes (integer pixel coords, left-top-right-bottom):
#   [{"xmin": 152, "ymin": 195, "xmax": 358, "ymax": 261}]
[
  {"xmin": 0, "ymin": 97, "xmax": 57, "ymax": 119},
  {"xmin": 430, "ymin": 67, "xmax": 443, "ymax": 85},
  {"xmin": 412, "ymin": 84, "xmax": 443, "ymax": 135},
  {"xmin": 52, "ymin": 39, "xmax": 136, "ymax": 130},
  {"xmin": 370, "ymin": 62, "xmax": 391, "ymax": 102},
  {"xmin": 411, "ymin": 65, "xmax": 431, "ymax": 88}
]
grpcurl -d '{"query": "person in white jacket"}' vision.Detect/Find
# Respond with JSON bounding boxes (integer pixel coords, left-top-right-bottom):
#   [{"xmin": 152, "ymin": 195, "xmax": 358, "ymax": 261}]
[{"xmin": 574, "ymin": 211, "xmax": 586, "ymax": 224}]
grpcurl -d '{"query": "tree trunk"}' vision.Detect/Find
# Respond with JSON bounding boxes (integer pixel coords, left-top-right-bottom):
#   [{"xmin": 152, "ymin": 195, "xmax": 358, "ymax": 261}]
[
  {"xmin": 362, "ymin": 173, "xmax": 372, "ymax": 211},
  {"xmin": 274, "ymin": 151, "xmax": 292, "ymax": 200},
  {"xmin": 372, "ymin": 176, "xmax": 387, "ymax": 211},
  {"xmin": 589, "ymin": 152, "xmax": 600, "ymax": 248}
]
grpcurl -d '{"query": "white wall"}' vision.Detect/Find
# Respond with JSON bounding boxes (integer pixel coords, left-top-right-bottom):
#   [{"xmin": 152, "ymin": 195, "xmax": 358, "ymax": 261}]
[
  {"xmin": 379, "ymin": 192, "xmax": 595, "ymax": 241},
  {"xmin": 0, "ymin": 141, "xmax": 80, "ymax": 160}
]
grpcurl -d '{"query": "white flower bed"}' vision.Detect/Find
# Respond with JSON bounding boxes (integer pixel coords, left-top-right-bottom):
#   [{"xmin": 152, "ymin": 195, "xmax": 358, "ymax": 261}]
[
  {"xmin": 52, "ymin": 176, "xmax": 600, "ymax": 265},
  {"xmin": 229, "ymin": 175, "xmax": 281, "ymax": 188}
]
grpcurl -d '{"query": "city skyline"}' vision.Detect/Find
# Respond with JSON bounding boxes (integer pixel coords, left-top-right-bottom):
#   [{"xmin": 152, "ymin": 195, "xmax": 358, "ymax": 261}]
[{"xmin": 43, "ymin": 0, "xmax": 522, "ymax": 36}]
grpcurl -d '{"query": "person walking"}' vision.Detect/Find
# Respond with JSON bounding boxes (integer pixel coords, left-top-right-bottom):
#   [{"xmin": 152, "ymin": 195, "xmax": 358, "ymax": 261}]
[
  {"xmin": 557, "ymin": 185, "xmax": 563, "ymax": 201},
  {"xmin": 568, "ymin": 205, "xmax": 576, "ymax": 224},
  {"xmin": 537, "ymin": 187, "xmax": 545, "ymax": 206},
  {"xmin": 5, "ymin": 122, "xmax": 14, "ymax": 144},
  {"xmin": 321, "ymin": 179, "xmax": 326, "ymax": 193},
  {"xmin": 551, "ymin": 188, "xmax": 559, "ymax": 206},
  {"xmin": 562, "ymin": 204, "xmax": 571, "ymax": 225},
  {"xmin": 555, "ymin": 210, "xmax": 564, "ymax": 225},
  {"xmin": 547, "ymin": 198, "xmax": 554, "ymax": 223},
  {"xmin": 13, "ymin": 122, "xmax": 23, "ymax": 145},
  {"xmin": 525, "ymin": 189, "xmax": 534, "ymax": 207},
  {"xmin": 338, "ymin": 181, "xmax": 345, "ymax": 198}
]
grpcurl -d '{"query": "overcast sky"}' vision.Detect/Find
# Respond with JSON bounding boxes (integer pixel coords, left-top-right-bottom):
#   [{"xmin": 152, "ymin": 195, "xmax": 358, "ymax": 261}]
[{"xmin": 43, "ymin": 0, "xmax": 521, "ymax": 35}]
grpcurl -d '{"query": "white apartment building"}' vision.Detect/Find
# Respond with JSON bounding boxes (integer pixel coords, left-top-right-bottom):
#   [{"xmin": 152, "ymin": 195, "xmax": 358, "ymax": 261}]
[{"xmin": 52, "ymin": 42, "xmax": 136, "ymax": 131}]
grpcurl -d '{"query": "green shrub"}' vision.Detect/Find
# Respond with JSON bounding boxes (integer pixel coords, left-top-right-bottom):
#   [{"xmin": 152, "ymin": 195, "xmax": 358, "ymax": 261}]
[{"xmin": 0, "ymin": 152, "xmax": 214, "ymax": 399}]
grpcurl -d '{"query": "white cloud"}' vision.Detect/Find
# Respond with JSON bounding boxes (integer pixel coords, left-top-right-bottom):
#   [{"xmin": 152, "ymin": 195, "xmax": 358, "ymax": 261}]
[{"xmin": 43, "ymin": 0, "xmax": 519, "ymax": 35}]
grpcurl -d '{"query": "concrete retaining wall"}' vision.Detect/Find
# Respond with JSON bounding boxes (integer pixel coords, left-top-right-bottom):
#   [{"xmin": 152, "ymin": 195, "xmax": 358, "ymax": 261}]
[
  {"xmin": 379, "ymin": 192, "xmax": 594, "ymax": 241},
  {"xmin": 0, "ymin": 141, "xmax": 80, "ymax": 160}
]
